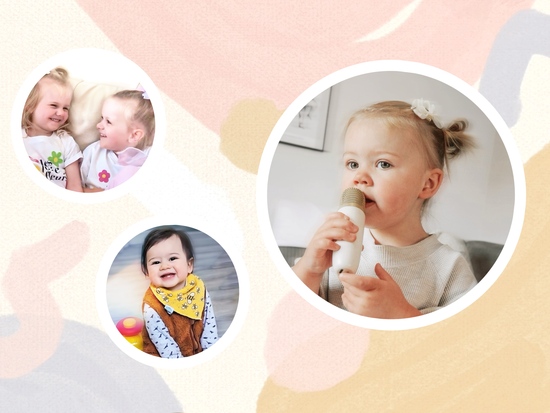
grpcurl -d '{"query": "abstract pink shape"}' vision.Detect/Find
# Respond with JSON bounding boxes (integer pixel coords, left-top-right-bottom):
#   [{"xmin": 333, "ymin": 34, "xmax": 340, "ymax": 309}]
[
  {"xmin": 76, "ymin": 1, "xmax": 533, "ymax": 134},
  {"xmin": 265, "ymin": 292, "xmax": 369, "ymax": 392},
  {"xmin": 0, "ymin": 221, "xmax": 90, "ymax": 378}
]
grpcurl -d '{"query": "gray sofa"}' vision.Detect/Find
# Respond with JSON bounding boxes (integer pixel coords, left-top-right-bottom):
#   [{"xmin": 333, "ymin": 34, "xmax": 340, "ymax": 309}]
[{"xmin": 279, "ymin": 240, "xmax": 503, "ymax": 283}]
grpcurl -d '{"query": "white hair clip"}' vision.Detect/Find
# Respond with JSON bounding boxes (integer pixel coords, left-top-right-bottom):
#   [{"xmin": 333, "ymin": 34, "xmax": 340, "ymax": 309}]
[{"xmin": 411, "ymin": 98, "xmax": 442, "ymax": 128}]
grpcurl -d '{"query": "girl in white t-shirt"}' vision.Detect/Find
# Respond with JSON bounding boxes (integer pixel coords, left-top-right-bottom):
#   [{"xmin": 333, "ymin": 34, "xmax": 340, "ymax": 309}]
[
  {"xmin": 293, "ymin": 100, "xmax": 477, "ymax": 318},
  {"xmin": 80, "ymin": 89, "xmax": 155, "ymax": 192},
  {"xmin": 21, "ymin": 67, "xmax": 83, "ymax": 192}
]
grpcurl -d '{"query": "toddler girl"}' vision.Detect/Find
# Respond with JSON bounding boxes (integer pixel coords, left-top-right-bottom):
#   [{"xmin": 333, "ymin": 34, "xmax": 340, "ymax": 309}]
[
  {"xmin": 140, "ymin": 227, "xmax": 219, "ymax": 358},
  {"xmin": 80, "ymin": 89, "xmax": 154, "ymax": 191},
  {"xmin": 293, "ymin": 99, "xmax": 478, "ymax": 319},
  {"xmin": 21, "ymin": 67, "xmax": 83, "ymax": 192}
]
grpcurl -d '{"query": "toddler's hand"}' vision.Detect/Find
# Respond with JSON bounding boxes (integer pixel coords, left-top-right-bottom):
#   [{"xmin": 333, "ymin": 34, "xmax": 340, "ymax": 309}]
[
  {"xmin": 339, "ymin": 263, "xmax": 421, "ymax": 319},
  {"xmin": 293, "ymin": 212, "xmax": 359, "ymax": 293}
]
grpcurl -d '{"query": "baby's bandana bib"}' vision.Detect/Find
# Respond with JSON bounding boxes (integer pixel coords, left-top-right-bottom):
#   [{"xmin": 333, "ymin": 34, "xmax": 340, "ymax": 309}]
[{"xmin": 150, "ymin": 274, "xmax": 205, "ymax": 320}]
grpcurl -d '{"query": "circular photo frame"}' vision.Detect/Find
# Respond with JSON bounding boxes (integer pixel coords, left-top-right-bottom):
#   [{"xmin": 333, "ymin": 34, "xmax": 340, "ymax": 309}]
[
  {"xmin": 11, "ymin": 48, "xmax": 165, "ymax": 204},
  {"xmin": 258, "ymin": 60, "xmax": 525, "ymax": 330},
  {"xmin": 97, "ymin": 218, "xmax": 248, "ymax": 368}
]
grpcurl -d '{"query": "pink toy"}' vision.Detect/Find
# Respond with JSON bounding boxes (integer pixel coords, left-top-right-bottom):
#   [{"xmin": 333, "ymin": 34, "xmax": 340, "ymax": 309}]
[{"xmin": 116, "ymin": 317, "xmax": 144, "ymax": 350}]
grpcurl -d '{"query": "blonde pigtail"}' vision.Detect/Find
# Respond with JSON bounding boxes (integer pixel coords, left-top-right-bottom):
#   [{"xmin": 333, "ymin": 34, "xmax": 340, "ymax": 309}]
[{"xmin": 440, "ymin": 119, "xmax": 475, "ymax": 166}]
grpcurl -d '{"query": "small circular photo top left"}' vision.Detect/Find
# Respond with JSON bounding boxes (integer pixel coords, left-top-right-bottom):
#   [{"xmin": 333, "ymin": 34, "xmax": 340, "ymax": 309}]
[{"xmin": 12, "ymin": 48, "xmax": 164, "ymax": 201}]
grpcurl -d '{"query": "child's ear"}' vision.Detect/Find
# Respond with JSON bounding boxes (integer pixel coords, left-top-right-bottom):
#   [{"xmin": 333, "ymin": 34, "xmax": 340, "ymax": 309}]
[
  {"xmin": 188, "ymin": 257, "xmax": 194, "ymax": 274},
  {"xmin": 128, "ymin": 128, "xmax": 144, "ymax": 145},
  {"xmin": 419, "ymin": 168, "xmax": 443, "ymax": 199}
]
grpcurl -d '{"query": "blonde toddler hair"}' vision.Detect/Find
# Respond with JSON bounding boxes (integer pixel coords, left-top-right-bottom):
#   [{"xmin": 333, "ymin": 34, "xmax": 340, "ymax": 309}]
[
  {"xmin": 22, "ymin": 67, "xmax": 73, "ymax": 136},
  {"xmin": 110, "ymin": 90, "xmax": 155, "ymax": 150},
  {"xmin": 345, "ymin": 100, "xmax": 475, "ymax": 172}
]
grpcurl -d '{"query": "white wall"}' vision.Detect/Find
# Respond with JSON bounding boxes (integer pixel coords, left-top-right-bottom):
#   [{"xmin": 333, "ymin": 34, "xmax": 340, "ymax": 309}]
[
  {"xmin": 267, "ymin": 70, "xmax": 515, "ymax": 247},
  {"xmin": 49, "ymin": 49, "xmax": 143, "ymax": 86}
]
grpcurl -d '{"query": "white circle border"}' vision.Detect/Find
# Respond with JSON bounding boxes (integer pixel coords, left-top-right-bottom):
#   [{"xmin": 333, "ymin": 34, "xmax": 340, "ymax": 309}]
[
  {"xmin": 10, "ymin": 48, "xmax": 166, "ymax": 204},
  {"xmin": 96, "ymin": 216, "xmax": 250, "ymax": 368},
  {"xmin": 257, "ymin": 59, "xmax": 526, "ymax": 331}
]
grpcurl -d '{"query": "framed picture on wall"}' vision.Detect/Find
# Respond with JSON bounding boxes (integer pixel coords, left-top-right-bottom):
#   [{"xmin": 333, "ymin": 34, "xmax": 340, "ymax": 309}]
[{"xmin": 280, "ymin": 87, "xmax": 331, "ymax": 151}]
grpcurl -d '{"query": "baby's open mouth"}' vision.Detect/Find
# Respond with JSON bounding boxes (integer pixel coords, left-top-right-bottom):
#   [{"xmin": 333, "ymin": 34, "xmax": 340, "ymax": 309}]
[
  {"xmin": 161, "ymin": 272, "xmax": 176, "ymax": 278},
  {"xmin": 364, "ymin": 194, "xmax": 375, "ymax": 206}
]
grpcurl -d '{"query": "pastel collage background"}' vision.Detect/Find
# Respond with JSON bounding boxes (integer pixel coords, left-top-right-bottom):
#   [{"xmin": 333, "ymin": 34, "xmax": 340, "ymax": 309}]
[{"xmin": 1, "ymin": 1, "xmax": 549, "ymax": 412}]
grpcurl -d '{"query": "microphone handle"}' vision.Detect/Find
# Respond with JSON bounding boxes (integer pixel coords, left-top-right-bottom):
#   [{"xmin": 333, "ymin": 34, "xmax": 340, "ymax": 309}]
[{"xmin": 333, "ymin": 205, "xmax": 365, "ymax": 274}]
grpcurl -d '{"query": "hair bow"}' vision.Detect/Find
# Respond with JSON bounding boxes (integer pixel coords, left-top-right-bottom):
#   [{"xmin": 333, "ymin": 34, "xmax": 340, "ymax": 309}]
[
  {"xmin": 136, "ymin": 83, "xmax": 150, "ymax": 100},
  {"xmin": 411, "ymin": 98, "xmax": 442, "ymax": 128}
]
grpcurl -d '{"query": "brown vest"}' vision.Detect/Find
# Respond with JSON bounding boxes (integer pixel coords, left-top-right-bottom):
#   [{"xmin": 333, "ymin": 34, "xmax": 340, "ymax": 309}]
[{"xmin": 141, "ymin": 288, "xmax": 204, "ymax": 357}]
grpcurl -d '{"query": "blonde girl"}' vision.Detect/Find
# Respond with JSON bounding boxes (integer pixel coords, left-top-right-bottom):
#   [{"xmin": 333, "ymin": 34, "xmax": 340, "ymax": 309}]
[
  {"xmin": 80, "ymin": 89, "xmax": 155, "ymax": 191},
  {"xmin": 293, "ymin": 99, "xmax": 477, "ymax": 318},
  {"xmin": 22, "ymin": 67, "xmax": 83, "ymax": 192}
]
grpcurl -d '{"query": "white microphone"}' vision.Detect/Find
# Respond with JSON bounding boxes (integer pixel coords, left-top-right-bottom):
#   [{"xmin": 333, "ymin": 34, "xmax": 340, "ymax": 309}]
[{"xmin": 332, "ymin": 187, "xmax": 365, "ymax": 274}]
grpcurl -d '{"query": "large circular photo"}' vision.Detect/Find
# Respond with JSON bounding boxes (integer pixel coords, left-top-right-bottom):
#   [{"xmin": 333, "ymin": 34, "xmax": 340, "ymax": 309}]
[{"xmin": 258, "ymin": 60, "xmax": 525, "ymax": 330}]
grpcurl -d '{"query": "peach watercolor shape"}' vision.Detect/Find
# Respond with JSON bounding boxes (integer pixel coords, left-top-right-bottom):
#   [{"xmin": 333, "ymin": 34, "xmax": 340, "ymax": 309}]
[
  {"xmin": 76, "ymin": 0, "xmax": 533, "ymax": 134},
  {"xmin": 265, "ymin": 291, "xmax": 369, "ymax": 392},
  {"xmin": 0, "ymin": 221, "xmax": 90, "ymax": 378}
]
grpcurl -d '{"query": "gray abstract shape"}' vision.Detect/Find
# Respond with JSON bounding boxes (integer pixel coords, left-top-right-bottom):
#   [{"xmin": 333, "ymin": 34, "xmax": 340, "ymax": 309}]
[
  {"xmin": 479, "ymin": 9, "xmax": 550, "ymax": 127},
  {"xmin": 0, "ymin": 316, "xmax": 182, "ymax": 412}
]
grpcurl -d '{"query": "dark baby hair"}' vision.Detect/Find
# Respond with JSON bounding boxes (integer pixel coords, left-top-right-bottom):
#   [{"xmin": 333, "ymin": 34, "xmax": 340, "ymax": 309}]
[{"xmin": 140, "ymin": 226, "xmax": 195, "ymax": 274}]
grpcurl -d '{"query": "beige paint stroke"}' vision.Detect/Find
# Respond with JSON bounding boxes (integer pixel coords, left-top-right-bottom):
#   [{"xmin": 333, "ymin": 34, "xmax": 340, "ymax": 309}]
[
  {"xmin": 256, "ymin": 143, "xmax": 550, "ymax": 411},
  {"xmin": 220, "ymin": 99, "xmax": 284, "ymax": 173}
]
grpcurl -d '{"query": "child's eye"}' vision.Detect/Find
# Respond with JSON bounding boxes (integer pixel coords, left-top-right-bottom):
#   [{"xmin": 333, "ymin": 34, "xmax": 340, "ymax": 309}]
[
  {"xmin": 346, "ymin": 160, "xmax": 359, "ymax": 170},
  {"xmin": 169, "ymin": 256, "xmax": 178, "ymax": 261},
  {"xmin": 376, "ymin": 160, "xmax": 392, "ymax": 169},
  {"xmin": 151, "ymin": 260, "xmax": 160, "ymax": 265}
]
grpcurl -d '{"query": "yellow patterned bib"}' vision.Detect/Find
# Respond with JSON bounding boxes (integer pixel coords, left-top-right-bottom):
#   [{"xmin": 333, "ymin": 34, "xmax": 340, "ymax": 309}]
[{"xmin": 150, "ymin": 274, "xmax": 205, "ymax": 320}]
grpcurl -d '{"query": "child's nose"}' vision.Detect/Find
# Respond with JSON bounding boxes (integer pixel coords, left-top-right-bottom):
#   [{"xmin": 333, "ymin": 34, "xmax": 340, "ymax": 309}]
[{"xmin": 353, "ymin": 168, "xmax": 372, "ymax": 186}]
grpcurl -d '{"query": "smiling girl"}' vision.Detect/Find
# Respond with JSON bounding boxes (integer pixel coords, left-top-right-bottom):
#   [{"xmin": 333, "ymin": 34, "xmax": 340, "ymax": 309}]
[
  {"xmin": 140, "ymin": 227, "xmax": 218, "ymax": 358},
  {"xmin": 293, "ymin": 100, "xmax": 478, "ymax": 319},
  {"xmin": 21, "ymin": 67, "xmax": 83, "ymax": 192},
  {"xmin": 80, "ymin": 89, "xmax": 155, "ymax": 191}
]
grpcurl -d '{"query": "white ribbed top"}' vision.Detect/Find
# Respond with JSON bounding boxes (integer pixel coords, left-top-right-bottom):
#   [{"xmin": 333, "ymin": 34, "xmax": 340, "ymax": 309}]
[{"xmin": 322, "ymin": 231, "xmax": 477, "ymax": 315}]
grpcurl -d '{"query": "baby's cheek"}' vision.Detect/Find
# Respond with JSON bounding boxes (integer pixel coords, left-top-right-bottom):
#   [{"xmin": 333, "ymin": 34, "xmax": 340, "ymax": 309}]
[{"xmin": 374, "ymin": 184, "xmax": 402, "ymax": 209}]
